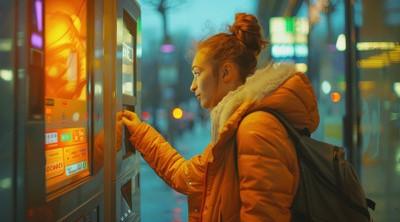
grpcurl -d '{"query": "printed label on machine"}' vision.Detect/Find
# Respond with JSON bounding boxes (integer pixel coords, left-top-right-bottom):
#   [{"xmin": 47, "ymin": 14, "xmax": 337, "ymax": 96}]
[
  {"xmin": 65, "ymin": 161, "xmax": 87, "ymax": 176},
  {"xmin": 64, "ymin": 144, "xmax": 88, "ymax": 176},
  {"xmin": 45, "ymin": 148, "xmax": 65, "ymax": 179}
]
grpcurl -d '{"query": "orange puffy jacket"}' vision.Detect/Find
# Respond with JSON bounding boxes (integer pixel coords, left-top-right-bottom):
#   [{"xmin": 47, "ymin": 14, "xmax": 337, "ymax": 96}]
[{"xmin": 128, "ymin": 63, "xmax": 319, "ymax": 222}]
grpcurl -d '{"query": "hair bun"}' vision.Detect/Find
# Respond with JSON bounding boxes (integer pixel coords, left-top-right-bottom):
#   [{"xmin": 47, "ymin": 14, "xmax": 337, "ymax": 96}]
[{"xmin": 229, "ymin": 13, "xmax": 267, "ymax": 55}]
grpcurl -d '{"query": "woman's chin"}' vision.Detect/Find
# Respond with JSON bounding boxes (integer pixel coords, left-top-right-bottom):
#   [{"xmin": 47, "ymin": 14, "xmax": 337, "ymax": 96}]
[
  {"xmin": 199, "ymin": 100, "xmax": 208, "ymax": 109},
  {"xmin": 201, "ymin": 101, "xmax": 215, "ymax": 111}
]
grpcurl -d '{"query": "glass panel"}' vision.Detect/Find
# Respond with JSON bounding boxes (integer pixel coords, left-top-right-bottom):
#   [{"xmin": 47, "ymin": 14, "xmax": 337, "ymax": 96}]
[
  {"xmin": 308, "ymin": 0, "xmax": 346, "ymax": 147},
  {"xmin": 357, "ymin": 0, "xmax": 400, "ymax": 221},
  {"xmin": 122, "ymin": 13, "xmax": 136, "ymax": 97},
  {"xmin": 44, "ymin": 0, "xmax": 90, "ymax": 193}
]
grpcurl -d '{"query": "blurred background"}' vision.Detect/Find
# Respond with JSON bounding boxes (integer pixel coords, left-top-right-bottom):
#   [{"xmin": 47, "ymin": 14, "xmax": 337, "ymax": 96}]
[{"xmin": 136, "ymin": 0, "xmax": 400, "ymax": 222}]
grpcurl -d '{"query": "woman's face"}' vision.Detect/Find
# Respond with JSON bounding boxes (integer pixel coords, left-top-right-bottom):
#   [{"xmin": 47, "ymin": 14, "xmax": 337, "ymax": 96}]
[{"xmin": 190, "ymin": 49, "xmax": 224, "ymax": 110}]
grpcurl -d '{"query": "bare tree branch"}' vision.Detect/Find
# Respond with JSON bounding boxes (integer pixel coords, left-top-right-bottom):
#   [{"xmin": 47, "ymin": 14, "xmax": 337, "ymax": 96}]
[{"xmin": 142, "ymin": 0, "xmax": 187, "ymax": 11}]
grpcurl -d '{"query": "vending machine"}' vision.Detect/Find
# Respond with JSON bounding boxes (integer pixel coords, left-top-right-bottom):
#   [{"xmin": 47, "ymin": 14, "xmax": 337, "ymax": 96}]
[
  {"xmin": 24, "ymin": 0, "xmax": 105, "ymax": 221},
  {"xmin": 0, "ymin": 0, "xmax": 142, "ymax": 221},
  {"xmin": 114, "ymin": 1, "xmax": 142, "ymax": 221}
]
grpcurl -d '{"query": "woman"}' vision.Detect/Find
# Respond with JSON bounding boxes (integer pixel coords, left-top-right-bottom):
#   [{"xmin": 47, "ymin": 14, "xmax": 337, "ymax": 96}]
[{"xmin": 122, "ymin": 13, "xmax": 319, "ymax": 222}]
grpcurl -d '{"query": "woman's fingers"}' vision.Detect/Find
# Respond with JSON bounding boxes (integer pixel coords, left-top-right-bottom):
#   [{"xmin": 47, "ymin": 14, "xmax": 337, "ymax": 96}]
[
  {"xmin": 122, "ymin": 111, "xmax": 142, "ymax": 135},
  {"xmin": 123, "ymin": 110, "xmax": 138, "ymax": 120},
  {"xmin": 122, "ymin": 116, "xmax": 140, "ymax": 135},
  {"xmin": 122, "ymin": 117, "xmax": 132, "ymax": 125}
]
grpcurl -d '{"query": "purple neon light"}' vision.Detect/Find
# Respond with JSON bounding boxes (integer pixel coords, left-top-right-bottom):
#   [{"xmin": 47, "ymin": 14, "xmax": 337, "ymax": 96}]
[
  {"xmin": 31, "ymin": 33, "xmax": 43, "ymax": 48},
  {"xmin": 35, "ymin": 0, "xmax": 43, "ymax": 32},
  {"xmin": 160, "ymin": 44, "xmax": 175, "ymax": 53}
]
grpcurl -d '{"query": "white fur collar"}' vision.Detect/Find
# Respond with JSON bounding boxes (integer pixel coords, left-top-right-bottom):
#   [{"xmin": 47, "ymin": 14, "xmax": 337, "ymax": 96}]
[{"xmin": 209, "ymin": 62, "xmax": 297, "ymax": 142}]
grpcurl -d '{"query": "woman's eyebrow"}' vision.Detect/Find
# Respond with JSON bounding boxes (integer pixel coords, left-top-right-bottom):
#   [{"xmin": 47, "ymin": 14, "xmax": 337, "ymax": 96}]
[{"xmin": 191, "ymin": 65, "xmax": 202, "ymax": 71}]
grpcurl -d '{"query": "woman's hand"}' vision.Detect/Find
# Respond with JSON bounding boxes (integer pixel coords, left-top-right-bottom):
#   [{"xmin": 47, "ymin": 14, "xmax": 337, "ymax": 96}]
[{"xmin": 122, "ymin": 110, "xmax": 142, "ymax": 135}]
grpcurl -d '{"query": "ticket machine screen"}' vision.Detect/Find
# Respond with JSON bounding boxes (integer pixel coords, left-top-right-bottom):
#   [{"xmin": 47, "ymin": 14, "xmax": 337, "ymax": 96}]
[
  {"xmin": 122, "ymin": 12, "xmax": 136, "ymax": 97},
  {"xmin": 44, "ymin": 0, "xmax": 90, "ymax": 193}
]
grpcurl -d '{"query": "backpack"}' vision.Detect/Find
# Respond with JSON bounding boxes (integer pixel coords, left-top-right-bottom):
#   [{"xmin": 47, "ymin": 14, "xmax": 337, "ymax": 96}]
[{"xmin": 244, "ymin": 109, "xmax": 376, "ymax": 222}]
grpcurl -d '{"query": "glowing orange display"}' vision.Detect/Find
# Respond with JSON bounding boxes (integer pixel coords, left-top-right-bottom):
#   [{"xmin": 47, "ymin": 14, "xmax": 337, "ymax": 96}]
[
  {"xmin": 44, "ymin": 0, "xmax": 89, "ymax": 193},
  {"xmin": 45, "ymin": 0, "xmax": 87, "ymax": 100}
]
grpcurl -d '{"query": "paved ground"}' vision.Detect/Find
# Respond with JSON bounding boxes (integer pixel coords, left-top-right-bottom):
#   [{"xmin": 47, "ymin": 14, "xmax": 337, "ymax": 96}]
[{"xmin": 140, "ymin": 122, "xmax": 211, "ymax": 222}]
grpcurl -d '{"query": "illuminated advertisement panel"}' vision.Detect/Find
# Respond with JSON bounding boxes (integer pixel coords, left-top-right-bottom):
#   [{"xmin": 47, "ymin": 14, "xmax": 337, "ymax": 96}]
[
  {"xmin": 44, "ymin": 0, "xmax": 90, "ymax": 193},
  {"xmin": 269, "ymin": 17, "xmax": 309, "ymax": 72}
]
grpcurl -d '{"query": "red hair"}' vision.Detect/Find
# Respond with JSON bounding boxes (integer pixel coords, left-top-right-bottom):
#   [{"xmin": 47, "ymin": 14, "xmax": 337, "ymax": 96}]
[{"xmin": 197, "ymin": 13, "xmax": 268, "ymax": 81}]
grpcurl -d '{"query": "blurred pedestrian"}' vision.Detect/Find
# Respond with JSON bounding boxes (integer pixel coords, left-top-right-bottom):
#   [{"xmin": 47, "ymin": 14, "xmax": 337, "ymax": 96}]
[{"xmin": 123, "ymin": 12, "xmax": 319, "ymax": 222}]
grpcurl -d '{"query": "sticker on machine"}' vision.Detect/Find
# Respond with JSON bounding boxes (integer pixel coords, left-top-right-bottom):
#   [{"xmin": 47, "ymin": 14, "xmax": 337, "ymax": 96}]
[
  {"xmin": 45, "ymin": 148, "xmax": 65, "ymax": 179},
  {"xmin": 64, "ymin": 144, "xmax": 88, "ymax": 176}
]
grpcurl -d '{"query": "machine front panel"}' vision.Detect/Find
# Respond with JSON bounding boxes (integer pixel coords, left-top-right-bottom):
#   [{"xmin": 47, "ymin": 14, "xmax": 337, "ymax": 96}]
[{"xmin": 44, "ymin": 0, "xmax": 90, "ymax": 194}]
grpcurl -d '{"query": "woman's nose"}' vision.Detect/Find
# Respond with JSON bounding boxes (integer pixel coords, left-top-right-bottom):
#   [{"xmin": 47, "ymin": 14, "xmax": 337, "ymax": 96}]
[{"xmin": 190, "ymin": 78, "xmax": 197, "ymax": 92}]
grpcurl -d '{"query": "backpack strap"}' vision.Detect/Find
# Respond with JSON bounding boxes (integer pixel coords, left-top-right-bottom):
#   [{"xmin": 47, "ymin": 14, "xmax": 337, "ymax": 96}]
[
  {"xmin": 250, "ymin": 108, "xmax": 307, "ymax": 158},
  {"xmin": 255, "ymin": 108, "xmax": 304, "ymax": 141}
]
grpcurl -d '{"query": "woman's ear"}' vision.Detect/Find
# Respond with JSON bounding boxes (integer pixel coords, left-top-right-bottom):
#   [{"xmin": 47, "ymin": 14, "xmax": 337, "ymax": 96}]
[{"xmin": 221, "ymin": 62, "xmax": 238, "ymax": 83}]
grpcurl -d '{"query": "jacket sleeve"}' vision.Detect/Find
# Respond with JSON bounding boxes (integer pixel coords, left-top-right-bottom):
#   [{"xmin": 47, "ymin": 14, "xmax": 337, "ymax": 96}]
[
  {"xmin": 128, "ymin": 122, "xmax": 206, "ymax": 195},
  {"xmin": 236, "ymin": 111, "xmax": 299, "ymax": 222}
]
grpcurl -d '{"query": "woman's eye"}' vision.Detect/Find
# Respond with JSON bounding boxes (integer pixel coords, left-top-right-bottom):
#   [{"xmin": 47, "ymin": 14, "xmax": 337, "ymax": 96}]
[{"xmin": 192, "ymin": 70, "xmax": 200, "ymax": 77}]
